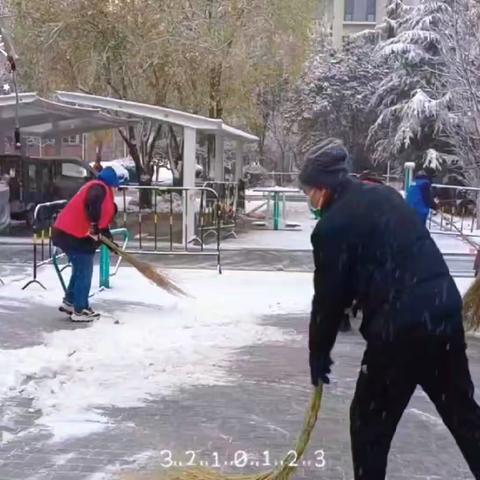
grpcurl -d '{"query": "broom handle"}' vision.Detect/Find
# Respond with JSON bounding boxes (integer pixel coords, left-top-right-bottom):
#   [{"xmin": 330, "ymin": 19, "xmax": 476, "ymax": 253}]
[
  {"xmin": 98, "ymin": 234, "xmax": 188, "ymax": 297},
  {"xmin": 98, "ymin": 234, "xmax": 127, "ymax": 258}
]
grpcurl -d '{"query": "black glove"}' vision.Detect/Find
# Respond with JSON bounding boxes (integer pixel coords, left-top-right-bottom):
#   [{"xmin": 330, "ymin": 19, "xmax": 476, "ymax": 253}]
[
  {"xmin": 99, "ymin": 228, "xmax": 120, "ymax": 253},
  {"xmin": 99, "ymin": 228, "xmax": 113, "ymax": 241},
  {"xmin": 89, "ymin": 223, "xmax": 100, "ymax": 236},
  {"xmin": 309, "ymin": 352, "xmax": 333, "ymax": 386}
]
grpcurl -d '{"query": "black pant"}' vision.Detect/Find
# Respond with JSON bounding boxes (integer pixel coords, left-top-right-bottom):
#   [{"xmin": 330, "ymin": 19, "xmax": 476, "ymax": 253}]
[{"xmin": 350, "ymin": 337, "xmax": 480, "ymax": 479}]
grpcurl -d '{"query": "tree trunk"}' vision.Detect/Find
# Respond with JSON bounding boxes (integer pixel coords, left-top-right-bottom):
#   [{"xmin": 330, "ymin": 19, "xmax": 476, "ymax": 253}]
[
  {"xmin": 119, "ymin": 126, "xmax": 152, "ymax": 209},
  {"xmin": 167, "ymin": 126, "xmax": 183, "ymax": 186},
  {"xmin": 139, "ymin": 174, "xmax": 153, "ymax": 209},
  {"xmin": 209, "ymin": 63, "xmax": 223, "ymax": 119}
]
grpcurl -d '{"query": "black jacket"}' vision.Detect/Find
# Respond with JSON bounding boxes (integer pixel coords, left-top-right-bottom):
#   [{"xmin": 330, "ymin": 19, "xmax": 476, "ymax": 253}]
[
  {"xmin": 309, "ymin": 178, "xmax": 464, "ymax": 357},
  {"xmin": 52, "ymin": 184, "xmax": 113, "ymax": 254}
]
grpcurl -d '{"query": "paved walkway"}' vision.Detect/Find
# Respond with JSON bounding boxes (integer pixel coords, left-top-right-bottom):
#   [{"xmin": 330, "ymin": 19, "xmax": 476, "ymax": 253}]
[
  {"xmin": 0, "ymin": 297, "xmax": 479, "ymax": 479},
  {"xmin": 0, "ymin": 203, "xmax": 478, "ymax": 480}
]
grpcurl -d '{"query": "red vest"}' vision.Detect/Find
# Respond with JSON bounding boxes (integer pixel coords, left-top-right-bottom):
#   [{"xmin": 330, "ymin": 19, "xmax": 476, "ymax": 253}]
[{"xmin": 55, "ymin": 180, "xmax": 116, "ymax": 238}]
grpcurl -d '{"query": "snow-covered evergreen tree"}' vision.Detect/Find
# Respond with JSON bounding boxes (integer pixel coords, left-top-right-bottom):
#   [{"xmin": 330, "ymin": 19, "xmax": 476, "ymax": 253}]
[{"xmin": 368, "ymin": 0, "xmax": 453, "ymax": 167}]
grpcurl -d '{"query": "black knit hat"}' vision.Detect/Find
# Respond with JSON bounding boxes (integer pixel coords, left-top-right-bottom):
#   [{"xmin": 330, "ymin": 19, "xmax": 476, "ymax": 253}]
[{"xmin": 299, "ymin": 138, "xmax": 349, "ymax": 189}]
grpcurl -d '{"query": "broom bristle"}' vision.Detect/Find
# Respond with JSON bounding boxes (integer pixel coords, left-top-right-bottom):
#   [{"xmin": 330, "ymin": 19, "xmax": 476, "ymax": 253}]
[
  {"xmin": 436, "ymin": 217, "xmax": 480, "ymax": 330},
  {"xmin": 463, "ymin": 275, "xmax": 480, "ymax": 332},
  {"xmin": 122, "ymin": 386, "xmax": 323, "ymax": 480},
  {"xmin": 100, "ymin": 236, "xmax": 188, "ymax": 297}
]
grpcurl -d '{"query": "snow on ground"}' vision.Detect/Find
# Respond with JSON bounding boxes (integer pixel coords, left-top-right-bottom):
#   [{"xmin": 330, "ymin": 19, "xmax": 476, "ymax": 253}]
[
  {"xmin": 429, "ymin": 214, "xmax": 478, "ymax": 254},
  {"xmin": 0, "ymin": 263, "xmax": 32, "ymax": 288},
  {"xmin": 115, "ymin": 190, "xmax": 201, "ymax": 214},
  {"xmin": 0, "ymin": 262, "xmax": 474, "ymax": 445},
  {"xmin": 0, "ymin": 191, "xmax": 478, "ymax": 446},
  {"xmin": 430, "ymin": 211, "xmax": 478, "ymax": 235},
  {"xmin": 86, "ymin": 451, "xmax": 157, "ymax": 480},
  {"xmin": 0, "ymin": 266, "xmax": 312, "ymax": 443},
  {"xmin": 432, "ymin": 231, "xmax": 474, "ymax": 255},
  {"xmin": 455, "ymin": 277, "xmax": 474, "ymax": 296},
  {"xmin": 235, "ymin": 196, "xmax": 473, "ymax": 254},
  {"xmin": 225, "ymin": 200, "xmax": 316, "ymax": 251}
]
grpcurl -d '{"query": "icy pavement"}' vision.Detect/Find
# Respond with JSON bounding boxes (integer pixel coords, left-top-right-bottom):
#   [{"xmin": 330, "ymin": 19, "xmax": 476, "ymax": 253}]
[
  {"xmin": 223, "ymin": 201, "xmax": 475, "ymax": 256},
  {"xmin": 0, "ymin": 264, "xmax": 478, "ymax": 479},
  {"xmin": 0, "ymin": 199, "xmax": 478, "ymax": 479}
]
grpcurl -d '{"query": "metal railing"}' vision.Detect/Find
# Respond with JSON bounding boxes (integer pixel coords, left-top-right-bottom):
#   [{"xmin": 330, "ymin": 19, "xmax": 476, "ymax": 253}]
[
  {"xmin": 246, "ymin": 170, "xmax": 400, "ymax": 190},
  {"xmin": 118, "ymin": 185, "xmax": 222, "ymax": 272},
  {"xmin": 52, "ymin": 228, "xmax": 130, "ymax": 294},
  {"xmin": 246, "ymin": 172, "xmax": 299, "ymax": 188},
  {"xmin": 201, "ymin": 181, "xmax": 238, "ymax": 240},
  {"xmin": 22, "ymin": 200, "xmax": 67, "ymax": 290},
  {"xmin": 428, "ymin": 183, "xmax": 480, "ymax": 236},
  {"xmin": 19, "ymin": 185, "xmax": 225, "ymax": 287},
  {"xmin": 249, "ymin": 187, "xmax": 304, "ymax": 231}
]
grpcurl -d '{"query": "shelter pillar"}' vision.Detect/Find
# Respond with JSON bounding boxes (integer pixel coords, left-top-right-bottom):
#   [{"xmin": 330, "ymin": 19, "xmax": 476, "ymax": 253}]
[
  {"xmin": 53, "ymin": 133, "xmax": 62, "ymax": 156},
  {"xmin": 234, "ymin": 140, "xmax": 244, "ymax": 182},
  {"xmin": 183, "ymin": 126, "xmax": 197, "ymax": 244},
  {"xmin": 214, "ymin": 134, "xmax": 224, "ymax": 182}
]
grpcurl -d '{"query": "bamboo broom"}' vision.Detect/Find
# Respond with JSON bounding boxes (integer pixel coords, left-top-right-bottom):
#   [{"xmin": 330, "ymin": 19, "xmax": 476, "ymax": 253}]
[
  {"xmin": 463, "ymin": 278, "xmax": 480, "ymax": 331},
  {"xmin": 123, "ymin": 385, "xmax": 323, "ymax": 480},
  {"xmin": 434, "ymin": 216, "xmax": 480, "ymax": 330},
  {"xmin": 99, "ymin": 235, "xmax": 187, "ymax": 297}
]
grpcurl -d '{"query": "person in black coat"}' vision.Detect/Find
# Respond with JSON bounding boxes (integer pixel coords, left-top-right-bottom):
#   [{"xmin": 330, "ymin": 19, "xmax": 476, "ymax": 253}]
[{"xmin": 300, "ymin": 139, "xmax": 480, "ymax": 480}]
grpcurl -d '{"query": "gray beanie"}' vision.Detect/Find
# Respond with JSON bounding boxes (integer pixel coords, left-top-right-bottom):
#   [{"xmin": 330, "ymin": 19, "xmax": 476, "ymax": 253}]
[{"xmin": 299, "ymin": 138, "xmax": 349, "ymax": 189}]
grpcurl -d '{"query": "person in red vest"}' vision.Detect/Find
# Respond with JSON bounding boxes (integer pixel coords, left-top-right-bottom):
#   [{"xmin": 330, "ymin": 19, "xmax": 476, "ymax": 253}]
[{"xmin": 52, "ymin": 167, "xmax": 121, "ymax": 322}]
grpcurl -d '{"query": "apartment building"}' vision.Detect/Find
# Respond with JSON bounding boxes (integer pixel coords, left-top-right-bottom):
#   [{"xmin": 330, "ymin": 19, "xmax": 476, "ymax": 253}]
[{"xmin": 325, "ymin": 0, "xmax": 418, "ymax": 48}]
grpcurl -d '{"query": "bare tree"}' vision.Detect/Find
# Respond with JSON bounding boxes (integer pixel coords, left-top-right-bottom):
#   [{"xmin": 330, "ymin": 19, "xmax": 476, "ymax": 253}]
[
  {"xmin": 439, "ymin": 0, "xmax": 480, "ymax": 219},
  {"xmin": 287, "ymin": 25, "xmax": 383, "ymax": 173},
  {"xmin": 10, "ymin": 0, "xmax": 319, "ymax": 185}
]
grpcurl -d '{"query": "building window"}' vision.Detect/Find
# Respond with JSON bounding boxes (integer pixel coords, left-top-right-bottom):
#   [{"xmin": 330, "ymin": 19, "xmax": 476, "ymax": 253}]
[
  {"xmin": 62, "ymin": 135, "xmax": 81, "ymax": 145},
  {"xmin": 344, "ymin": 0, "xmax": 376, "ymax": 22}
]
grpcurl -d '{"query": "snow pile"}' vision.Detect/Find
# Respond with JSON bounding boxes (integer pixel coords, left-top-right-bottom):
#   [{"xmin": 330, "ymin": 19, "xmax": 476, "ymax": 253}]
[
  {"xmin": 152, "ymin": 165, "xmax": 173, "ymax": 185},
  {"xmin": 119, "ymin": 192, "xmax": 185, "ymax": 214},
  {"xmin": 87, "ymin": 451, "xmax": 157, "ymax": 480},
  {"xmin": 116, "ymin": 191, "xmax": 208, "ymax": 214},
  {"xmin": 0, "ymin": 268, "xmax": 311, "ymax": 442}
]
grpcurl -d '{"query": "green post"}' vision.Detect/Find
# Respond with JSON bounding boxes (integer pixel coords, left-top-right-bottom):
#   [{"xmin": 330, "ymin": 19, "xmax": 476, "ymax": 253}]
[
  {"xmin": 99, "ymin": 244, "xmax": 111, "ymax": 289},
  {"xmin": 273, "ymin": 192, "xmax": 280, "ymax": 230}
]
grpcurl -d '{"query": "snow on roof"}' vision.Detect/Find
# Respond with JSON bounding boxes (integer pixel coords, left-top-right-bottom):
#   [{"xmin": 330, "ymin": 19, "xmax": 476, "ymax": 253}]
[
  {"xmin": 55, "ymin": 91, "xmax": 259, "ymax": 143},
  {"xmin": 0, "ymin": 93, "xmax": 134, "ymax": 137}
]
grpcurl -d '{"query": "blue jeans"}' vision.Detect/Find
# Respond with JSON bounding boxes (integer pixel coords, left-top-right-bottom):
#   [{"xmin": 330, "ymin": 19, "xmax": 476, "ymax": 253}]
[{"xmin": 65, "ymin": 252, "xmax": 95, "ymax": 312}]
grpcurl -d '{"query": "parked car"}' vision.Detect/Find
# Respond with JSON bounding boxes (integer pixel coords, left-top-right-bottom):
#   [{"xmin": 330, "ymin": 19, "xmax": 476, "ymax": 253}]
[{"xmin": 0, "ymin": 154, "xmax": 95, "ymax": 226}]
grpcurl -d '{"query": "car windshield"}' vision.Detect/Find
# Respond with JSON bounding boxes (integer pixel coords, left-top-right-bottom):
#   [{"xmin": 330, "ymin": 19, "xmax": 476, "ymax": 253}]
[{"xmin": 61, "ymin": 162, "xmax": 88, "ymax": 178}]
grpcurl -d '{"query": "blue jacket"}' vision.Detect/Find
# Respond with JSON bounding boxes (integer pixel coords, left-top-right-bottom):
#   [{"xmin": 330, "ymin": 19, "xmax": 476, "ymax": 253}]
[{"xmin": 406, "ymin": 178, "xmax": 435, "ymax": 217}]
